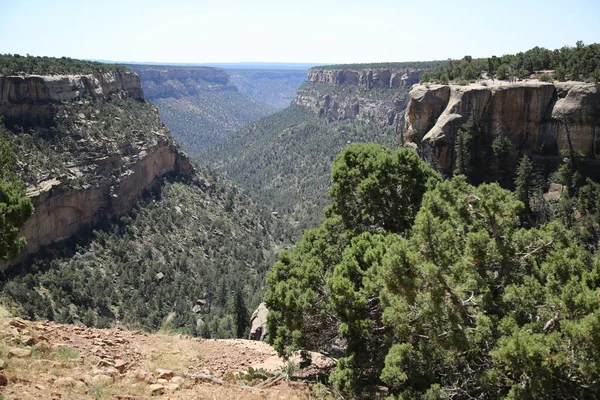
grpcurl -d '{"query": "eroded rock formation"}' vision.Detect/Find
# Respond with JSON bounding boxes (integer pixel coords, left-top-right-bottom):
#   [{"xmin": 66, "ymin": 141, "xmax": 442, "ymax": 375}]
[
  {"xmin": 294, "ymin": 68, "xmax": 421, "ymax": 126},
  {"xmin": 0, "ymin": 71, "xmax": 143, "ymax": 128},
  {"xmin": 405, "ymin": 80, "xmax": 600, "ymax": 176}
]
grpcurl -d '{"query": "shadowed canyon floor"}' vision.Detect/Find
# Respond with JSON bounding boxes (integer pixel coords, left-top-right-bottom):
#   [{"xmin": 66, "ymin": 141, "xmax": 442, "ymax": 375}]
[{"xmin": 0, "ymin": 313, "xmax": 334, "ymax": 399}]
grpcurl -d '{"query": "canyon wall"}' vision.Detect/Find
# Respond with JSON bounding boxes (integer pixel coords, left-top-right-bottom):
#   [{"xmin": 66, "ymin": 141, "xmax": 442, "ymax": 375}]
[
  {"xmin": 405, "ymin": 80, "xmax": 600, "ymax": 176},
  {"xmin": 0, "ymin": 70, "xmax": 192, "ymax": 267},
  {"xmin": 293, "ymin": 68, "xmax": 422, "ymax": 127},
  {"xmin": 0, "ymin": 71, "xmax": 143, "ymax": 128}
]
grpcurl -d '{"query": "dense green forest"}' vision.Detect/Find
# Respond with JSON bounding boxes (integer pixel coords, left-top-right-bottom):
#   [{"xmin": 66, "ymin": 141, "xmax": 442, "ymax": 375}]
[
  {"xmin": 266, "ymin": 142, "xmax": 600, "ymax": 399},
  {"xmin": 202, "ymin": 105, "xmax": 399, "ymax": 233},
  {"xmin": 420, "ymin": 41, "xmax": 600, "ymax": 83},
  {"xmin": 0, "ymin": 54, "xmax": 124, "ymax": 75}
]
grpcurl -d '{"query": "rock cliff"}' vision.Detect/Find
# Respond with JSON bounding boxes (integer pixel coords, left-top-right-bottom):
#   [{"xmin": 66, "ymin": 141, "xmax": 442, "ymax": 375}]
[
  {"xmin": 293, "ymin": 68, "xmax": 422, "ymax": 128},
  {"xmin": 405, "ymin": 80, "xmax": 600, "ymax": 177},
  {"xmin": 0, "ymin": 71, "xmax": 143, "ymax": 128},
  {"xmin": 1, "ymin": 70, "xmax": 192, "ymax": 267}
]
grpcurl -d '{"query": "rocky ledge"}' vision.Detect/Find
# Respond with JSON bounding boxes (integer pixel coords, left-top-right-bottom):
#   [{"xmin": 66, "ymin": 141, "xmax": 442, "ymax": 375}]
[
  {"xmin": 307, "ymin": 68, "xmax": 421, "ymax": 89},
  {"xmin": 405, "ymin": 80, "xmax": 600, "ymax": 176},
  {"xmin": 0, "ymin": 71, "xmax": 143, "ymax": 128}
]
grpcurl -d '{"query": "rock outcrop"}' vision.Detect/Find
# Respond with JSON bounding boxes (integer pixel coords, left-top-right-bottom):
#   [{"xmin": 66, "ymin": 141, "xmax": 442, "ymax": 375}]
[
  {"xmin": 307, "ymin": 68, "xmax": 421, "ymax": 89},
  {"xmin": 19, "ymin": 140, "xmax": 191, "ymax": 261},
  {"xmin": 1, "ymin": 70, "xmax": 193, "ymax": 268},
  {"xmin": 0, "ymin": 71, "xmax": 143, "ymax": 128},
  {"xmin": 249, "ymin": 303, "xmax": 269, "ymax": 341},
  {"xmin": 294, "ymin": 68, "xmax": 422, "ymax": 127},
  {"xmin": 405, "ymin": 80, "xmax": 600, "ymax": 176}
]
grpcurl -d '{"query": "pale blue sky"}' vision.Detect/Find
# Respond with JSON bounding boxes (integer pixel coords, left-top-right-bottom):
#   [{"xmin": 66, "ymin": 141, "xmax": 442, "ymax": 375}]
[{"xmin": 1, "ymin": 0, "xmax": 598, "ymax": 64}]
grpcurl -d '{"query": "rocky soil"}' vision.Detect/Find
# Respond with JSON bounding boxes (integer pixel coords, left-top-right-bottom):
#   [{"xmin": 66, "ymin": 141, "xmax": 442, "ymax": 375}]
[{"xmin": 0, "ymin": 312, "xmax": 334, "ymax": 399}]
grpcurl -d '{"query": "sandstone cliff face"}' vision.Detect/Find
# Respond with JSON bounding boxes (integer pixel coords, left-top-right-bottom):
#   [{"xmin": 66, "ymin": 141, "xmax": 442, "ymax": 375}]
[
  {"xmin": 1, "ymin": 70, "xmax": 192, "ymax": 267},
  {"xmin": 294, "ymin": 68, "xmax": 421, "ymax": 127},
  {"xmin": 21, "ymin": 140, "xmax": 191, "ymax": 259},
  {"xmin": 132, "ymin": 67, "xmax": 232, "ymax": 99},
  {"xmin": 0, "ymin": 71, "xmax": 143, "ymax": 128},
  {"xmin": 307, "ymin": 68, "xmax": 421, "ymax": 89},
  {"xmin": 405, "ymin": 80, "xmax": 600, "ymax": 176}
]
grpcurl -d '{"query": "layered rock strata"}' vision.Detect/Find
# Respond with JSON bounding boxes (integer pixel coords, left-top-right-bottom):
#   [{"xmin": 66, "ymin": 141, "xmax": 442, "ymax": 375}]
[
  {"xmin": 0, "ymin": 71, "xmax": 143, "ymax": 128},
  {"xmin": 294, "ymin": 68, "xmax": 422, "ymax": 126},
  {"xmin": 405, "ymin": 80, "xmax": 600, "ymax": 176}
]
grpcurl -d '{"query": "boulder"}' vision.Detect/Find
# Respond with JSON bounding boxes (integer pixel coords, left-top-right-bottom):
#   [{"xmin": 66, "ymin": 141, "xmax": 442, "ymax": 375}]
[{"xmin": 248, "ymin": 302, "xmax": 269, "ymax": 341}]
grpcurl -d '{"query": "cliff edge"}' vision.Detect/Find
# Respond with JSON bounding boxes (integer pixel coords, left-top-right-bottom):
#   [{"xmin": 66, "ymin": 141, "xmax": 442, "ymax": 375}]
[
  {"xmin": 405, "ymin": 80, "xmax": 600, "ymax": 177},
  {"xmin": 293, "ymin": 67, "xmax": 422, "ymax": 127}
]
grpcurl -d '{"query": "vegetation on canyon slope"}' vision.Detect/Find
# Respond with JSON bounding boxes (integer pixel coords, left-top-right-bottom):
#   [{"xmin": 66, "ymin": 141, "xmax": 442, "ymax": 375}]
[
  {"xmin": 266, "ymin": 142, "xmax": 600, "ymax": 399},
  {"xmin": 202, "ymin": 105, "xmax": 399, "ymax": 233},
  {"xmin": 0, "ymin": 129, "xmax": 33, "ymax": 259}
]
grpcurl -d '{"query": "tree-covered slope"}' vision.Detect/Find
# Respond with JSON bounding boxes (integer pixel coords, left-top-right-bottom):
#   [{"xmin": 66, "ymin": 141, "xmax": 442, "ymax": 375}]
[
  {"xmin": 2, "ymin": 167, "xmax": 291, "ymax": 338},
  {"xmin": 131, "ymin": 65, "xmax": 275, "ymax": 157},
  {"xmin": 201, "ymin": 105, "xmax": 399, "ymax": 233}
]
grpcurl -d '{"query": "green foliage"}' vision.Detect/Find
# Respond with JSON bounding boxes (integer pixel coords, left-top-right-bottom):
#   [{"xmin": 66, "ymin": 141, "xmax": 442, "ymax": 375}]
[
  {"xmin": 0, "ymin": 126, "xmax": 33, "ymax": 259},
  {"xmin": 453, "ymin": 116, "xmax": 484, "ymax": 181},
  {"xmin": 514, "ymin": 155, "xmax": 534, "ymax": 210},
  {"xmin": 266, "ymin": 141, "xmax": 600, "ymax": 398},
  {"xmin": 0, "ymin": 54, "xmax": 125, "ymax": 75},
  {"xmin": 421, "ymin": 42, "xmax": 600, "ymax": 83},
  {"xmin": 329, "ymin": 144, "xmax": 440, "ymax": 233},
  {"xmin": 203, "ymin": 104, "xmax": 401, "ymax": 234}
]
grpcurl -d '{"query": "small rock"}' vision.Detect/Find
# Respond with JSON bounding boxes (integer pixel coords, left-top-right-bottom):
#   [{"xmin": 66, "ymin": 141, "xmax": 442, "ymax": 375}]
[
  {"xmin": 104, "ymin": 367, "xmax": 120, "ymax": 377},
  {"xmin": 164, "ymin": 383, "xmax": 180, "ymax": 392},
  {"xmin": 157, "ymin": 378, "xmax": 168, "ymax": 384},
  {"xmin": 170, "ymin": 376, "xmax": 184, "ymax": 385},
  {"xmin": 0, "ymin": 373, "xmax": 7, "ymax": 386},
  {"xmin": 8, "ymin": 348, "xmax": 31, "ymax": 358},
  {"xmin": 21, "ymin": 336, "xmax": 38, "ymax": 346},
  {"xmin": 155, "ymin": 272, "xmax": 164, "ymax": 282},
  {"xmin": 0, "ymin": 358, "xmax": 4, "ymax": 370},
  {"xmin": 156, "ymin": 368, "xmax": 173, "ymax": 379},
  {"xmin": 149, "ymin": 383, "xmax": 165, "ymax": 395},
  {"xmin": 9, "ymin": 319, "xmax": 27, "ymax": 329},
  {"xmin": 114, "ymin": 359, "xmax": 127, "ymax": 373}
]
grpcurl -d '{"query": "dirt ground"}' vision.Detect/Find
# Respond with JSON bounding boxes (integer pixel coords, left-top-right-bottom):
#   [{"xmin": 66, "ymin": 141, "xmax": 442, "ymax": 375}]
[{"xmin": 0, "ymin": 314, "xmax": 334, "ymax": 399}]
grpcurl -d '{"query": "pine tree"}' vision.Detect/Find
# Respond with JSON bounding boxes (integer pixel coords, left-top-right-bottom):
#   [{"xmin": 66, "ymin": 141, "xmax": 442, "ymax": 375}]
[
  {"xmin": 514, "ymin": 155, "xmax": 534, "ymax": 210},
  {"xmin": 233, "ymin": 289, "xmax": 249, "ymax": 339}
]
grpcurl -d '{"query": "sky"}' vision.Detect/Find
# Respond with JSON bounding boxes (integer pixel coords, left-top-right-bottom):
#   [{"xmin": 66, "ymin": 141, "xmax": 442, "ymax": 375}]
[{"xmin": 1, "ymin": 0, "xmax": 599, "ymax": 65}]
